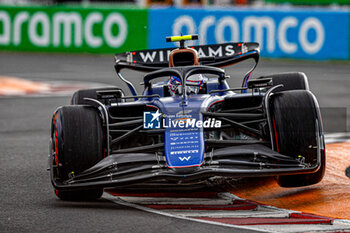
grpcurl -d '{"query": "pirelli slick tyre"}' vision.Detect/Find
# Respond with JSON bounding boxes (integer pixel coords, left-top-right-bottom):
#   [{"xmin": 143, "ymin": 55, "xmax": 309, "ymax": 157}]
[
  {"xmin": 71, "ymin": 87, "xmax": 124, "ymax": 107},
  {"xmin": 260, "ymin": 72, "xmax": 309, "ymax": 93},
  {"xmin": 51, "ymin": 105, "xmax": 104, "ymax": 201},
  {"xmin": 270, "ymin": 90, "xmax": 325, "ymax": 188}
]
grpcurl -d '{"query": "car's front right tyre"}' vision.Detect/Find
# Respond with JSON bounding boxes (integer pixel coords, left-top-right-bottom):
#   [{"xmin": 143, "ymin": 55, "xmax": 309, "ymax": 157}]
[{"xmin": 50, "ymin": 105, "xmax": 104, "ymax": 201}]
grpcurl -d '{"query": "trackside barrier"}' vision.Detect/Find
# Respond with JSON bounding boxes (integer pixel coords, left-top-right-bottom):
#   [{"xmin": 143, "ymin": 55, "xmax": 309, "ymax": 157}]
[
  {"xmin": 265, "ymin": 0, "xmax": 350, "ymax": 5},
  {"xmin": 0, "ymin": 5, "xmax": 349, "ymax": 60},
  {"xmin": 148, "ymin": 8, "xmax": 350, "ymax": 60},
  {"xmin": 0, "ymin": 5, "xmax": 148, "ymax": 53}
]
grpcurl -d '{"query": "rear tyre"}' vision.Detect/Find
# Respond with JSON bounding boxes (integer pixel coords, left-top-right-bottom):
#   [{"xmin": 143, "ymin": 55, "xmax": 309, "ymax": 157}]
[
  {"xmin": 51, "ymin": 105, "xmax": 104, "ymax": 201},
  {"xmin": 71, "ymin": 87, "xmax": 124, "ymax": 106},
  {"xmin": 260, "ymin": 72, "xmax": 309, "ymax": 92},
  {"xmin": 270, "ymin": 90, "xmax": 325, "ymax": 187}
]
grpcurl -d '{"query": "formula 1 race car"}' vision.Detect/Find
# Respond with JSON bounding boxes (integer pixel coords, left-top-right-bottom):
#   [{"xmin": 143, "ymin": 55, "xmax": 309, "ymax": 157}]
[{"xmin": 49, "ymin": 35, "xmax": 325, "ymax": 200}]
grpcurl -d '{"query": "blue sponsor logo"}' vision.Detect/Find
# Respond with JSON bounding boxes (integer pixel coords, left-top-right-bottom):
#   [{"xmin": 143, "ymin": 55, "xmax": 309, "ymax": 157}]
[{"xmin": 143, "ymin": 111, "xmax": 161, "ymax": 129}]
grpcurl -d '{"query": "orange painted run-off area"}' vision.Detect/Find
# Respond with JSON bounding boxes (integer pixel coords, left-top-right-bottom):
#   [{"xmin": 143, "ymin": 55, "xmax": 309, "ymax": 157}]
[
  {"xmin": 231, "ymin": 142, "xmax": 350, "ymax": 220},
  {"xmin": 0, "ymin": 76, "xmax": 50, "ymax": 95}
]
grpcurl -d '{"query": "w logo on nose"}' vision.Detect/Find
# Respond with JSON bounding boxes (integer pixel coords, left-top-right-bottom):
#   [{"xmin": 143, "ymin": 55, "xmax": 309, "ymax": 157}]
[{"xmin": 179, "ymin": 156, "xmax": 191, "ymax": 161}]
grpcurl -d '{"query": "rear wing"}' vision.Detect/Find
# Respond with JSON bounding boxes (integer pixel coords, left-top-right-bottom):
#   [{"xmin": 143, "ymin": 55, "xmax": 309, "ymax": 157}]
[{"xmin": 114, "ymin": 42, "xmax": 260, "ymax": 72}]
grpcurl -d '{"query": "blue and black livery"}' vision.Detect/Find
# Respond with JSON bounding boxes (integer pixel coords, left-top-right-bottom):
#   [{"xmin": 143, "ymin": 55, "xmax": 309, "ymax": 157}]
[{"xmin": 49, "ymin": 35, "xmax": 325, "ymax": 200}]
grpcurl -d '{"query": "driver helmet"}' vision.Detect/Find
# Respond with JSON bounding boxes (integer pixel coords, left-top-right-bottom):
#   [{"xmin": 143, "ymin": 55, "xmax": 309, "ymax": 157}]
[{"xmin": 168, "ymin": 74, "xmax": 204, "ymax": 96}]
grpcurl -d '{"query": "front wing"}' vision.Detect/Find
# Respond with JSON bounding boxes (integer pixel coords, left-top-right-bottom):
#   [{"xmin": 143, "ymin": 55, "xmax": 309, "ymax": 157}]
[{"xmin": 51, "ymin": 143, "xmax": 323, "ymax": 191}]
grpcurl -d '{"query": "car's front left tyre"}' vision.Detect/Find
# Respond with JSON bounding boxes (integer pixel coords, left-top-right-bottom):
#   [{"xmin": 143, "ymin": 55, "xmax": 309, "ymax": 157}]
[
  {"xmin": 270, "ymin": 90, "xmax": 325, "ymax": 187},
  {"xmin": 50, "ymin": 105, "xmax": 105, "ymax": 201}
]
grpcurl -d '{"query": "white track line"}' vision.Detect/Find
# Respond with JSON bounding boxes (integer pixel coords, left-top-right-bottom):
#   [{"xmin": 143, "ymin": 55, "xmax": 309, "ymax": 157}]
[
  {"xmin": 117, "ymin": 196, "xmax": 233, "ymax": 205},
  {"xmin": 103, "ymin": 192, "xmax": 278, "ymax": 233},
  {"xmin": 104, "ymin": 191, "xmax": 350, "ymax": 233},
  {"xmin": 162, "ymin": 209, "xmax": 290, "ymax": 218}
]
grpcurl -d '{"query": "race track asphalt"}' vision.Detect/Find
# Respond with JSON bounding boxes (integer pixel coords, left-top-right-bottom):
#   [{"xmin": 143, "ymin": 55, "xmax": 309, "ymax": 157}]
[{"xmin": 0, "ymin": 52, "xmax": 349, "ymax": 232}]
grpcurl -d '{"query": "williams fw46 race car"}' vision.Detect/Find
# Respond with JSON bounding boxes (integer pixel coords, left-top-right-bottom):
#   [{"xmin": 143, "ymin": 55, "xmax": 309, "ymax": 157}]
[{"xmin": 49, "ymin": 35, "xmax": 325, "ymax": 201}]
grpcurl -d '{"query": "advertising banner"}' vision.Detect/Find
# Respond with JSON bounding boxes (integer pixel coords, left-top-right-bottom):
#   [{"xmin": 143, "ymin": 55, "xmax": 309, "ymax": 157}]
[
  {"xmin": 148, "ymin": 8, "xmax": 349, "ymax": 60},
  {"xmin": 1, "ymin": 6, "xmax": 349, "ymax": 60},
  {"xmin": 265, "ymin": 0, "xmax": 350, "ymax": 5},
  {"xmin": 0, "ymin": 5, "xmax": 148, "ymax": 53}
]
